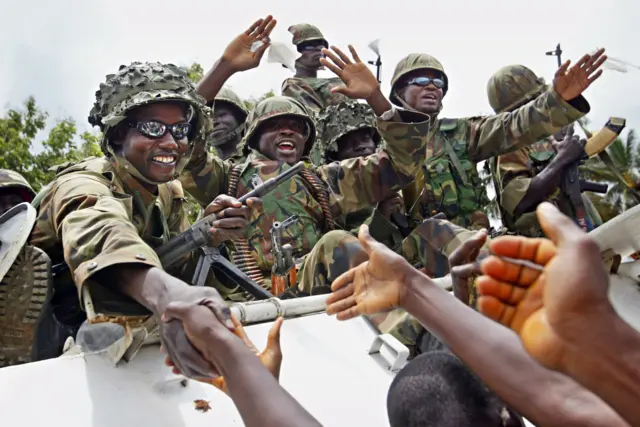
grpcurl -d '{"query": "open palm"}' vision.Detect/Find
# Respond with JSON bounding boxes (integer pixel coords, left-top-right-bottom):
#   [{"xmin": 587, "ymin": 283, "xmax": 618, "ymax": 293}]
[
  {"xmin": 553, "ymin": 48, "xmax": 607, "ymax": 101},
  {"xmin": 222, "ymin": 15, "xmax": 277, "ymax": 72},
  {"xmin": 320, "ymin": 45, "xmax": 380, "ymax": 100}
]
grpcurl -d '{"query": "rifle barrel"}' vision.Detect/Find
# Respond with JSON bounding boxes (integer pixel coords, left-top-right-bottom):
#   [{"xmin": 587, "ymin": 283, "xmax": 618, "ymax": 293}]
[{"xmin": 239, "ymin": 161, "xmax": 305, "ymax": 202}]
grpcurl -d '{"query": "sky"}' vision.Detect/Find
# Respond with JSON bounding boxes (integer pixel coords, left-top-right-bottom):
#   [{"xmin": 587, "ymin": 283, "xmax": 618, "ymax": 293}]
[{"xmin": 2, "ymin": 0, "xmax": 639, "ymax": 141}]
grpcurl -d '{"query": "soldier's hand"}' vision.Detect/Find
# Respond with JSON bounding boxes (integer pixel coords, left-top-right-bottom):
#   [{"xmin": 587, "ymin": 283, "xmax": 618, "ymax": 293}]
[
  {"xmin": 553, "ymin": 48, "xmax": 606, "ymax": 101},
  {"xmin": 448, "ymin": 230, "xmax": 487, "ymax": 305},
  {"xmin": 204, "ymin": 195, "xmax": 262, "ymax": 245},
  {"xmin": 320, "ymin": 45, "xmax": 380, "ymax": 100},
  {"xmin": 552, "ymin": 126, "xmax": 586, "ymax": 165},
  {"xmin": 378, "ymin": 194, "xmax": 405, "ymax": 221},
  {"xmin": 326, "ymin": 224, "xmax": 412, "ymax": 320},
  {"xmin": 155, "ymin": 276, "xmax": 234, "ymax": 379},
  {"xmin": 222, "ymin": 15, "xmax": 277, "ymax": 72}
]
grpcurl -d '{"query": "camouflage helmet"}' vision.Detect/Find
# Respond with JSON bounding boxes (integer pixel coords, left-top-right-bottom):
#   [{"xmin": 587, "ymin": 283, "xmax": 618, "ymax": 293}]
[
  {"xmin": 389, "ymin": 54, "xmax": 449, "ymax": 106},
  {"xmin": 288, "ymin": 24, "xmax": 328, "ymax": 50},
  {"xmin": 0, "ymin": 169, "xmax": 35, "ymax": 201},
  {"xmin": 487, "ymin": 64, "xmax": 547, "ymax": 113},
  {"xmin": 213, "ymin": 86, "xmax": 249, "ymax": 120},
  {"xmin": 314, "ymin": 101, "xmax": 381, "ymax": 161},
  {"xmin": 244, "ymin": 96, "xmax": 316, "ymax": 156},
  {"xmin": 88, "ymin": 62, "xmax": 212, "ymax": 180}
]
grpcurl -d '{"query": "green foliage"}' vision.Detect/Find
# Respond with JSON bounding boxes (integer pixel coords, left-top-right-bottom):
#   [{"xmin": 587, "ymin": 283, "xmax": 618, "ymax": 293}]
[
  {"xmin": 0, "ymin": 97, "xmax": 102, "ymax": 192},
  {"xmin": 186, "ymin": 62, "xmax": 204, "ymax": 83},
  {"xmin": 580, "ymin": 129, "xmax": 640, "ymax": 215}
]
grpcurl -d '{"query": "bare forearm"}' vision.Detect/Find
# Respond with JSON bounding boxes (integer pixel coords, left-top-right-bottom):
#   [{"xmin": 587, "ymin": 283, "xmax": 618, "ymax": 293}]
[
  {"xmin": 401, "ymin": 272, "xmax": 626, "ymax": 427},
  {"xmin": 562, "ymin": 315, "xmax": 640, "ymax": 427},
  {"xmin": 196, "ymin": 58, "xmax": 236, "ymax": 102},
  {"xmin": 515, "ymin": 156, "xmax": 568, "ymax": 215},
  {"xmin": 208, "ymin": 335, "xmax": 323, "ymax": 427},
  {"xmin": 112, "ymin": 265, "xmax": 173, "ymax": 313}
]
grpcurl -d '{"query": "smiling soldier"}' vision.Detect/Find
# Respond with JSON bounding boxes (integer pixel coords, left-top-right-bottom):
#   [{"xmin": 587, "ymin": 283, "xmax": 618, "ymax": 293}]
[{"xmin": 28, "ymin": 62, "xmax": 259, "ymax": 374}]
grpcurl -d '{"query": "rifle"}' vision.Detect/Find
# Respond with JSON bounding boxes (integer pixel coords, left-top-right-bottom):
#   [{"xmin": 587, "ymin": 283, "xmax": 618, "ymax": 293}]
[
  {"xmin": 156, "ymin": 161, "xmax": 306, "ymax": 300},
  {"xmin": 561, "ymin": 119, "xmax": 625, "ymax": 231},
  {"xmin": 270, "ymin": 214, "xmax": 299, "ymax": 296}
]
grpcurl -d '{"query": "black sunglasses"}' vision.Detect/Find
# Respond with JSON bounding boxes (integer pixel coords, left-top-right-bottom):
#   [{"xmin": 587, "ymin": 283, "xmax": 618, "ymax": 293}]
[
  {"xmin": 128, "ymin": 120, "xmax": 191, "ymax": 140},
  {"xmin": 406, "ymin": 76, "xmax": 445, "ymax": 89}
]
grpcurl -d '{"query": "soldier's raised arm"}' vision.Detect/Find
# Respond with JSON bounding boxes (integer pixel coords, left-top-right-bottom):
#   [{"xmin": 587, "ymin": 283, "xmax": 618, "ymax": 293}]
[
  {"xmin": 315, "ymin": 45, "xmax": 432, "ymax": 215},
  {"xmin": 468, "ymin": 49, "xmax": 607, "ymax": 161},
  {"xmin": 196, "ymin": 15, "xmax": 277, "ymax": 103}
]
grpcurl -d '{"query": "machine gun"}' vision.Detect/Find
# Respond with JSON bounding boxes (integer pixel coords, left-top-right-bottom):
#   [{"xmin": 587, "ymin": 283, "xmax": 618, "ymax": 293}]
[
  {"xmin": 270, "ymin": 214, "xmax": 300, "ymax": 296},
  {"xmin": 156, "ymin": 161, "xmax": 306, "ymax": 300},
  {"xmin": 562, "ymin": 118, "xmax": 626, "ymax": 231}
]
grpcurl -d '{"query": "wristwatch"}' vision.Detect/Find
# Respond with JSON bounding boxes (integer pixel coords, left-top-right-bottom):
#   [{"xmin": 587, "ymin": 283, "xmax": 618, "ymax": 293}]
[{"xmin": 377, "ymin": 106, "xmax": 397, "ymax": 121}]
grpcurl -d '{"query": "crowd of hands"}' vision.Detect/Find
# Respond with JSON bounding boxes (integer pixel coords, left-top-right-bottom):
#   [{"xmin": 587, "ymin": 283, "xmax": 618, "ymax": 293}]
[{"xmin": 138, "ymin": 15, "xmax": 639, "ymax": 427}]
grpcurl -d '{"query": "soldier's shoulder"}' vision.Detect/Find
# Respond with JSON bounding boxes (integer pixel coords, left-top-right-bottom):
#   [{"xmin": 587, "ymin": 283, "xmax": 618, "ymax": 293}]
[
  {"xmin": 437, "ymin": 117, "xmax": 472, "ymax": 132},
  {"xmin": 49, "ymin": 157, "xmax": 115, "ymax": 191}
]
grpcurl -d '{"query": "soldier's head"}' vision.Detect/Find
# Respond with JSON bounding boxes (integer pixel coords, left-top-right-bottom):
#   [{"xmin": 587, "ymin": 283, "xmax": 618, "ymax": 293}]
[
  {"xmin": 288, "ymin": 24, "xmax": 329, "ymax": 70},
  {"xmin": 487, "ymin": 64, "xmax": 547, "ymax": 114},
  {"xmin": 88, "ymin": 62, "xmax": 211, "ymax": 187},
  {"xmin": 387, "ymin": 352, "xmax": 524, "ymax": 427},
  {"xmin": 315, "ymin": 101, "xmax": 381, "ymax": 163},
  {"xmin": 209, "ymin": 86, "xmax": 249, "ymax": 148},
  {"xmin": 390, "ymin": 54, "xmax": 449, "ymax": 115},
  {"xmin": 244, "ymin": 96, "xmax": 316, "ymax": 165},
  {"xmin": 0, "ymin": 169, "xmax": 35, "ymax": 216}
]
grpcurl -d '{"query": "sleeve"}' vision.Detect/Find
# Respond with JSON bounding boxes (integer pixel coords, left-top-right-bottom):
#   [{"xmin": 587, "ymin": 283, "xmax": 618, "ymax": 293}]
[
  {"xmin": 281, "ymin": 78, "xmax": 324, "ymax": 112},
  {"xmin": 467, "ymin": 88, "xmax": 589, "ymax": 161},
  {"xmin": 495, "ymin": 150, "xmax": 536, "ymax": 216},
  {"xmin": 316, "ymin": 109, "xmax": 431, "ymax": 216},
  {"xmin": 179, "ymin": 151, "xmax": 233, "ymax": 206},
  {"xmin": 43, "ymin": 175, "xmax": 163, "ymax": 299}
]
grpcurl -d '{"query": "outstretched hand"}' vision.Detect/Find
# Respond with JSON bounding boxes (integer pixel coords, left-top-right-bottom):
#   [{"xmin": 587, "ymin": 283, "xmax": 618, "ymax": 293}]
[
  {"xmin": 326, "ymin": 225, "xmax": 413, "ymax": 320},
  {"xmin": 448, "ymin": 230, "xmax": 488, "ymax": 305},
  {"xmin": 553, "ymin": 48, "xmax": 607, "ymax": 101},
  {"xmin": 476, "ymin": 202, "xmax": 613, "ymax": 370},
  {"xmin": 320, "ymin": 45, "xmax": 381, "ymax": 100},
  {"xmin": 222, "ymin": 15, "xmax": 277, "ymax": 72}
]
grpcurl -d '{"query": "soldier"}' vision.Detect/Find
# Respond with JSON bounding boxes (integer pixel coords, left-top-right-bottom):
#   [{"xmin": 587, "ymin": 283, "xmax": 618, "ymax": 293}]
[
  {"xmin": 0, "ymin": 169, "xmax": 49, "ymax": 367},
  {"xmin": 313, "ymin": 101, "xmax": 408, "ymax": 248},
  {"xmin": 0, "ymin": 169, "xmax": 35, "ymax": 216},
  {"xmin": 487, "ymin": 65, "xmax": 603, "ymax": 237},
  {"xmin": 280, "ymin": 24, "xmax": 348, "ymax": 113},
  {"xmin": 383, "ymin": 49, "xmax": 607, "ymax": 231},
  {"xmin": 28, "ymin": 61, "xmax": 259, "ymax": 378},
  {"xmin": 208, "ymin": 86, "xmax": 250, "ymax": 163},
  {"xmin": 182, "ymin": 93, "xmax": 428, "ymax": 298}
]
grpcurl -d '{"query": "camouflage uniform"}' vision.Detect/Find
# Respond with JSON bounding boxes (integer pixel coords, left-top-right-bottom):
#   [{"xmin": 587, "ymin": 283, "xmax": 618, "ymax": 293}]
[
  {"xmin": 28, "ymin": 63, "xmax": 233, "ymax": 359},
  {"xmin": 0, "ymin": 169, "xmax": 48, "ymax": 367},
  {"xmin": 391, "ymin": 54, "xmax": 590, "ymax": 231},
  {"xmin": 180, "ymin": 96, "xmax": 430, "ymax": 298},
  {"xmin": 207, "ymin": 86, "xmax": 249, "ymax": 164},
  {"xmin": 487, "ymin": 65, "xmax": 603, "ymax": 236},
  {"xmin": 280, "ymin": 24, "xmax": 348, "ymax": 113}
]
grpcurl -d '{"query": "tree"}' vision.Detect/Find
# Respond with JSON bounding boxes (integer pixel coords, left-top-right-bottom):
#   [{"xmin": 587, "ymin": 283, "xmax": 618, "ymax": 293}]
[
  {"xmin": 186, "ymin": 63, "xmax": 204, "ymax": 84},
  {"xmin": 0, "ymin": 97, "xmax": 102, "ymax": 192},
  {"xmin": 243, "ymin": 89, "xmax": 275, "ymax": 110},
  {"xmin": 580, "ymin": 129, "xmax": 640, "ymax": 215}
]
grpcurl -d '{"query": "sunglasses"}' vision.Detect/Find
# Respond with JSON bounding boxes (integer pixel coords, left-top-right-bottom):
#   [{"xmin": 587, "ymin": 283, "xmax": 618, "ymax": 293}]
[
  {"xmin": 128, "ymin": 120, "xmax": 192, "ymax": 140},
  {"xmin": 406, "ymin": 76, "xmax": 445, "ymax": 89},
  {"xmin": 299, "ymin": 41, "xmax": 328, "ymax": 52}
]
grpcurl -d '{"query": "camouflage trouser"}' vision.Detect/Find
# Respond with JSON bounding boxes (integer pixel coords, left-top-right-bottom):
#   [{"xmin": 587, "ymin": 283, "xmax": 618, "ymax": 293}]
[
  {"xmin": 372, "ymin": 217, "xmax": 491, "ymax": 356},
  {"xmin": 296, "ymin": 230, "xmax": 365, "ymax": 296}
]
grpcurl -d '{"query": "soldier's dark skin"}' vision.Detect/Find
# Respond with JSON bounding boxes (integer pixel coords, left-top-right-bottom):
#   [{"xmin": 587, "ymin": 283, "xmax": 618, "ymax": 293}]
[
  {"xmin": 211, "ymin": 103, "xmax": 244, "ymax": 160},
  {"xmin": 257, "ymin": 117, "xmax": 308, "ymax": 165},
  {"xmin": 513, "ymin": 126, "xmax": 587, "ymax": 216},
  {"xmin": 329, "ymin": 128, "xmax": 377, "ymax": 161},
  {"xmin": 0, "ymin": 190, "xmax": 26, "ymax": 216},
  {"xmin": 294, "ymin": 40, "xmax": 327, "ymax": 78},
  {"xmin": 395, "ymin": 69, "xmax": 445, "ymax": 115}
]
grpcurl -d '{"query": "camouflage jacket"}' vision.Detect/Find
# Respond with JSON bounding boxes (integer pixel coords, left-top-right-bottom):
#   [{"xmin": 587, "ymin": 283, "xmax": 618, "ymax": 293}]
[
  {"xmin": 281, "ymin": 76, "xmax": 349, "ymax": 113},
  {"xmin": 401, "ymin": 88, "xmax": 589, "ymax": 229},
  {"xmin": 29, "ymin": 157, "xmax": 235, "ymax": 324},
  {"xmin": 491, "ymin": 137, "xmax": 603, "ymax": 236},
  {"xmin": 180, "ymin": 111, "xmax": 432, "ymax": 275}
]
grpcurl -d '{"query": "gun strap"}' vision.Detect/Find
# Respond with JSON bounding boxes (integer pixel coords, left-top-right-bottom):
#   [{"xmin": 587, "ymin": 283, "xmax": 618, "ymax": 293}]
[{"xmin": 597, "ymin": 151, "xmax": 640, "ymax": 203}]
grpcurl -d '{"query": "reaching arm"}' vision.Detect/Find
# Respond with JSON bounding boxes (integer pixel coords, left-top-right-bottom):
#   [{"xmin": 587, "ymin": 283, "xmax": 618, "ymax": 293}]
[{"xmin": 401, "ymin": 274, "xmax": 627, "ymax": 427}]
